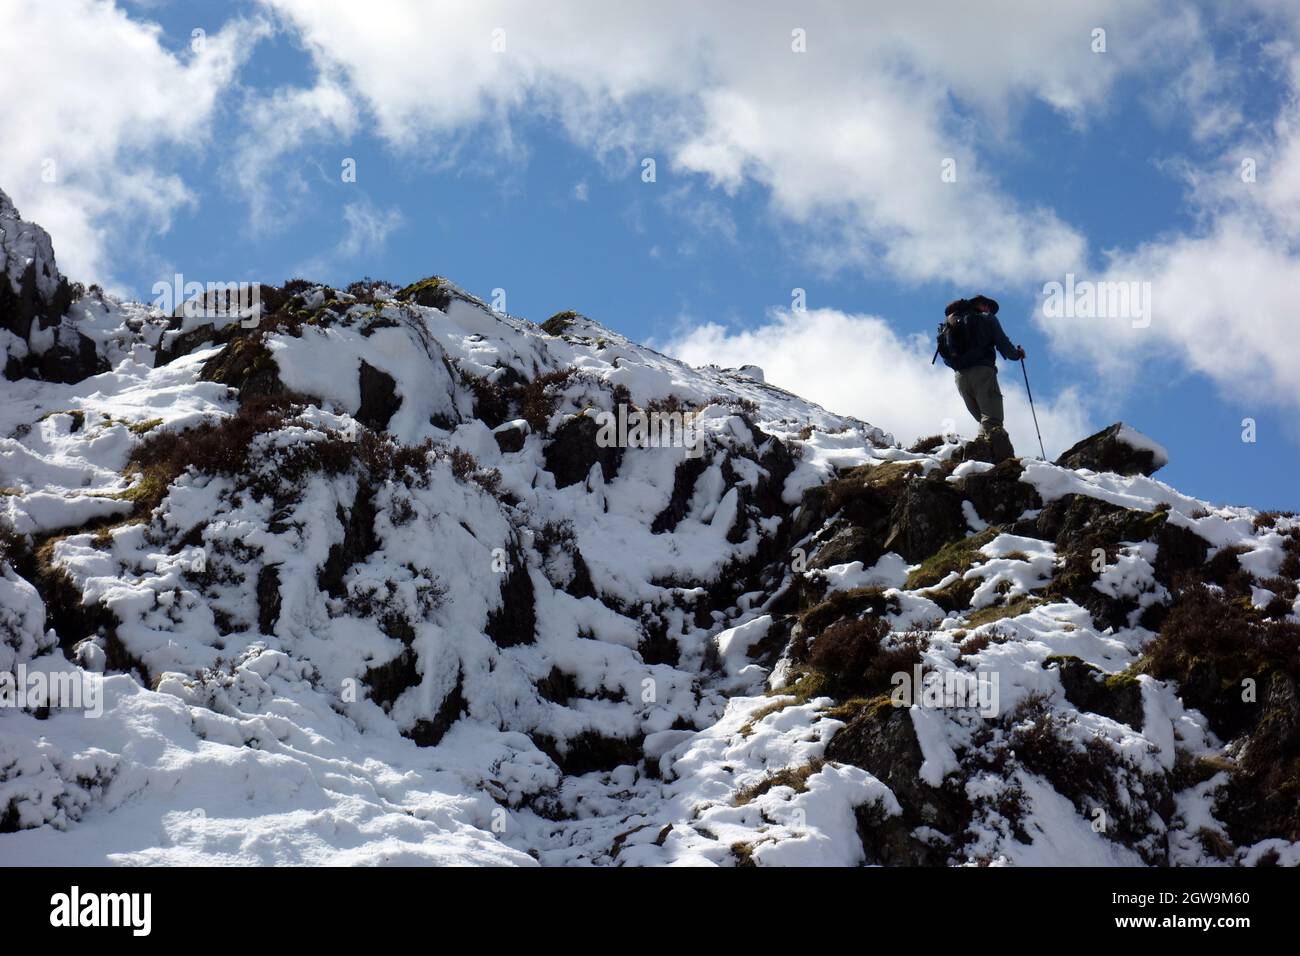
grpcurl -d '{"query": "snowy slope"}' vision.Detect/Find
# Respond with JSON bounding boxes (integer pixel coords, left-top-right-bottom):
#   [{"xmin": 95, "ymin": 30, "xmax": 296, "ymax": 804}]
[{"xmin": 2, "ymin": 204, "xmax": 1298, "ymax": 867}]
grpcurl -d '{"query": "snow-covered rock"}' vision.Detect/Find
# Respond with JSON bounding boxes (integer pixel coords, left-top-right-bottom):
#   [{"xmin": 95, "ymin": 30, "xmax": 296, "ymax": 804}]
[
  {"xmin": 0, "ymin": 187, "xmax": 107, "ymax": 384},
  {"xmin": 1055, "ymin": 421, "xmax": 1169, "ymax": 476}
]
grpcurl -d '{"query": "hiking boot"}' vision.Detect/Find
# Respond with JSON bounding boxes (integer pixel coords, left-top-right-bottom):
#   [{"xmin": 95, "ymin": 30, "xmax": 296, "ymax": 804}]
[
  {"xmin": 957, "ymin": 433, "xmax": 996, "ymax": 464},
  {"xmin": 986, "ymin": 426, "xmax": 1015, "ymax": 464}
]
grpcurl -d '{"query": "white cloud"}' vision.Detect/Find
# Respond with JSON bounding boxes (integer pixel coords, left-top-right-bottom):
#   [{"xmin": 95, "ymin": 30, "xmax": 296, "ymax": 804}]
[
  {"xmin": 1039, "ymin": 40, "xmax": 1300, "ymax": 415},
  {"xmin": 254, "ymin": 0, "xmax": 1223, "ymax": 285},
  {"xmin": 9, "ymin": 0, "xmax": 1291, "ymax": 436},
  {"xmin": 338, "ymin": 199, "xmax": 403, "ymax": 258},
  {"xmin": 292, "ymin": 197, "xmax": 403, "ymax": 279},
  {"xmin": 227, "ymin": 76, "xmax": 359, "ymax": 236},
  {"xmin": 660, "ymin": 184, "xmax": 738, "ymax": 255},
  {"xmin": 659, "ymin": 307, "xmax": 1092, "ymax": 458},
  {"xmin": 0, "ymin": 0, "xmax": 265, "ymax": 286}
]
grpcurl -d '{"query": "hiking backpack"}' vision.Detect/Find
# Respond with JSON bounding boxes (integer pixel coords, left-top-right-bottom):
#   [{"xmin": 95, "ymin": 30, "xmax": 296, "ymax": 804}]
[{"xmin": 936, "ymin": 311, "xmax": 978, "ymax": 368}]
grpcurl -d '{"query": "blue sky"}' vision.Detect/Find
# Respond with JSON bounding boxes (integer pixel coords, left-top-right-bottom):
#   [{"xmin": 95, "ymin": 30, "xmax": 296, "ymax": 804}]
[{"xmin": 4, "ymin": 0, "xmax": 1299, "ymax": 510}]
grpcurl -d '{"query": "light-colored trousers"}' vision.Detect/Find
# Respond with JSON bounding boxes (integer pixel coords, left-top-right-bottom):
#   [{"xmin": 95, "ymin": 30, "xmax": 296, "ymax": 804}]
[{"xmin": 955, "ymin": 365, "xmax": 1004, "ymax": 431}]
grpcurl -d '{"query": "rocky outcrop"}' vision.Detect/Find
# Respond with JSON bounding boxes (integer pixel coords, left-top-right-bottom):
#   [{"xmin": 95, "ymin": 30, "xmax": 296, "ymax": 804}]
[
  {"xmin": 0, "ymin": 189, "xmax": 106, "ymax": 384},
  {"xmin": 1055, "ymin": 422, "xmax": 1168, "ymax": 476},
  {"xmin": 544, "ymin": 413, "xmax": 623, "ymax": 488},
  {"xmin": 827, "ymin": 699, "xmax": 967, "ymax": 865},
  {"xmin": 199, "ymin": 334, "xmax": 285, "ymax": 402},
  {"xmin": 492, "ymin": 420, "xmax": 529, "ymax": 453},
  {"xmin": 484, "ymin": 546, "xmax": 537, "ymax": 647},
  {"xmin": 395, "ymin": 276, "xmax": 455, "ymax": 311},
  {"xmin": 317, "ymin": 483, "xmax": 380, "ymax": 599},
  {"xmin": 1046, "ymin": 656, "xmax": 1144, "ymax": 730},
  {"xmin": 881, "ymin": 474, "xmax": 967, "ymax": 563},
  {"xmin": 960, "ymin": 459, "xmax": 1041, "ymax": 525},
  {"xmin": 355, "ymin": 361, "xmax": 401, "ymax": 431},
  {"xmin": 0, "ymin": 189, "xmax": 73, "ymax": 343},
  {"xmin": 404, "ymin": 671, "xmax": 468, "ymax": 747}
]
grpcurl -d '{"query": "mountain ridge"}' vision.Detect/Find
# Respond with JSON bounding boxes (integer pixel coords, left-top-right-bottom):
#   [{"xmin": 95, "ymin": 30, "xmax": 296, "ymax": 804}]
[{"xmin": 1, "ymin": 191, "xmax": 1297, "ymax": 866}]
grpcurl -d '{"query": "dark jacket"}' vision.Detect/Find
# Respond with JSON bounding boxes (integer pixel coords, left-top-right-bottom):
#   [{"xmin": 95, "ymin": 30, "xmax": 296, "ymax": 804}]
[{"xmin": 939, "ymin": 312, "xmax": 1020, "ymax": 371}]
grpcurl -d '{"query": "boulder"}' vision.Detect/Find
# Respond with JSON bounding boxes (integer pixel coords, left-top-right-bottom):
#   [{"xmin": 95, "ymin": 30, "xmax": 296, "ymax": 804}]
[
  {"xmin": 956, "ymin": 434, "xmax": 996, "ymax": 465},
  {"xmin": 492, "ymin": 419, "xmax": 530, "ymax": 454},
  {"xmin": 1055, "ymin": 422, "xmax": 1168, "ymax": 476},
  {"xmin": 199, "ymin": 333, "xmax": 285, "ymax": 403},
  {"xmin": 395, "ymin": 276, "xmax": 454, "ymax": 311},
  {"xmin": 960, "ymin": 458, "xmax": 1041, "ymax": 526},
  {"xmin": 809, "ymin": 523, "xmax": 880, "ymax": 570},
  {"xmin": 1046, "ymin": 656, "xmax": 1144, "ymax": 730},
  {"xmin": 957, "ymin": 427, "xmax": 1015, "ymax": 465}
]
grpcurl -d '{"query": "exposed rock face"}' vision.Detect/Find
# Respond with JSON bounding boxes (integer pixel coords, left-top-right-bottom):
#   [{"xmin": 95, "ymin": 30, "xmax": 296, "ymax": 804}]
[
  {"xmin": 33, "ymin": 331, "xmax": 102, "ymax": 384},
  {"xmin": 199, "ymin": 333, "xmax": 286, "ymax": 401},
  {"xmin": 544, "ymin": 413, "xmax": 623, "ymax": 488},
  {"xmin": 808, "ymin": 524, "xmax": 878, "ymax": 570},
  {"xmin": 156, "ymin": 323, "xmax": 221, "ymax": 366},
  {"xmin": 256, "ymin": 565, "xmax": 282, "ymax": 634},
  {"xmin": 405, "ymin": 673, "xmax": 468, "ymax": 747},
  {"xmin": 492, "ymin": 420, "xmax": 529, "ymax": 453},
  {"xmin": 0, "ymin": 189, "xmax": 72, "ymax": 341},
  {"xmin": 651, "ymin": 456, "xmax": 710, "ymax": 534},
  {"xmin": 881, "ymin": 475, "xmax": 967, "ymax": 563},
  {"xmin": 1047, "ymin": 656, "xmax": 1144, "ymax": 730},
  {"xmin": 355, "ymin": 361, "xmax": 401, "ymax": 431},
  {"xmin": 0, "ymin": 189, "xmax": 103, "ymax": 383},
  {"xmin": 484, "ymin": 547, "xmax": 537, "ymax": 647},
  {"xmin": 396, "ymin": 276, "xmax": 455, "ymax": 311},
  {"xmin": 960, "ymin": 459, "xmax": 1041, "ymax": 525},
  {"xmin": 1055, "ymin": 422, "xmax": 1168, "ymax": 476},
  {"xmin": 827, "ymin": 701, "xmax": 966, "ymax": 865}
]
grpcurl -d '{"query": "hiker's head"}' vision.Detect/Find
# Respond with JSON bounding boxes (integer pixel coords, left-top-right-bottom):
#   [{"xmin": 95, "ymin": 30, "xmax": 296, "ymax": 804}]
[
  {"xmin": 945, "ymin": 298, "xmax": 969, "ymax": 318},
  {"xmin": 969, "ymin": 295, "xmax": 999, "ymax": 314}
]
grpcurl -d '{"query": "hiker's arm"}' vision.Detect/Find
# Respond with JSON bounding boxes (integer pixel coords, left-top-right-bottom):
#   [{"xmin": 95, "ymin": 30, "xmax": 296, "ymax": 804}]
[{"xmin": 990, "ymin": 317, "xmax": 1024, "ymax": 360}]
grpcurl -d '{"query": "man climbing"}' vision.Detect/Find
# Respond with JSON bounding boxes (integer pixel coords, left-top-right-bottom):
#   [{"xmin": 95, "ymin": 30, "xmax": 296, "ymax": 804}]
[{"xmin": 935, "ymin": 294, "xmax": 1025, "ymax": 463}]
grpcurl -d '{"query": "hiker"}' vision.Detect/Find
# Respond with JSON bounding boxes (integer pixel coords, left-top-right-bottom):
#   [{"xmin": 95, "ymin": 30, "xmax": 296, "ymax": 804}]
[{"xmin": 935, "ymin": 294, "xmax": 1025, "ymax": 462}]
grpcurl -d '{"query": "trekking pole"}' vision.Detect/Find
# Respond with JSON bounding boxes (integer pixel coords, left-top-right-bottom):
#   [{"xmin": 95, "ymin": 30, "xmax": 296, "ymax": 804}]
[{"xmin": 1020, "ymin": 355, "xmax": 1047, "ymax": 460}]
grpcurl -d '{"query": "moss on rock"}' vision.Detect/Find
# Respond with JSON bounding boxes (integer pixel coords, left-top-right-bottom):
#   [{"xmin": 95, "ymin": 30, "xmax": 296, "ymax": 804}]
[{"xmin": 905, "ymin": 527, "xmax": 1000, "ymax": 591}]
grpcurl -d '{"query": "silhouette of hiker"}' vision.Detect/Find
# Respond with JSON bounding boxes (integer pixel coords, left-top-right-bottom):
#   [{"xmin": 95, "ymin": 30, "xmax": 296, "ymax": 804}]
[{"xmin": 935, "ymin": 295, "xmax": 1024, "ymax": 462}]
